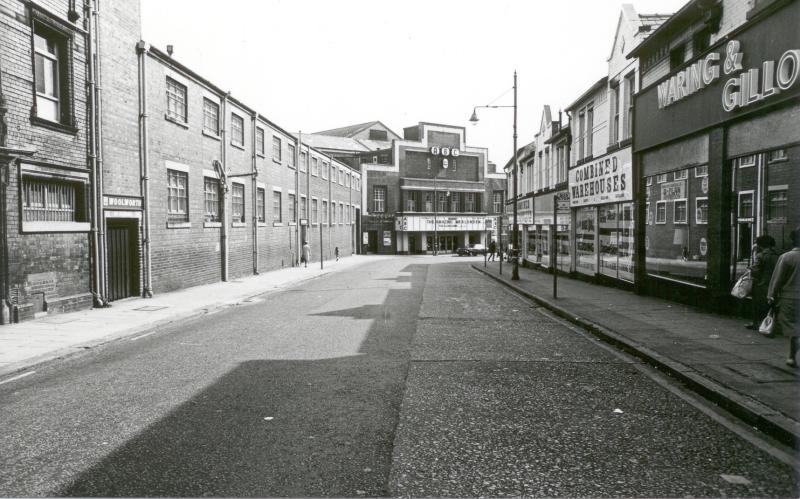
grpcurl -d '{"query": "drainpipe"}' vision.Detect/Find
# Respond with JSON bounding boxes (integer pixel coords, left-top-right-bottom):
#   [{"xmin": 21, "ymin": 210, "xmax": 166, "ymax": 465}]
[
  {"xmin": 295, "ymin": 134, "xmax": 300, "ymax": 265},
  {"xmin": 251, "ymin": 112, "xmax": 258, "ymax": 274},
  {"xmin": 86, "ymin": 0, "xmax": 108, "ymax": 307},
  {"xmin": 137, "ymin": 41, "xmax": 153, "ymax": 297},
  {"xmin": 220, "ymin": 93, "xmax": 230, "ymax": 281},
  {"xmin": 0, "ymin": 70, "xmax": 8, "ymax": 323}
]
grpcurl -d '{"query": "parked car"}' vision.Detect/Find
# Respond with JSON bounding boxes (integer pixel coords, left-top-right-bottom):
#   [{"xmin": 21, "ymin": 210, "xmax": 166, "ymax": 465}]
[{"xmin": 457, "ymin": 244, "xmax": 486, "ymax": 256}]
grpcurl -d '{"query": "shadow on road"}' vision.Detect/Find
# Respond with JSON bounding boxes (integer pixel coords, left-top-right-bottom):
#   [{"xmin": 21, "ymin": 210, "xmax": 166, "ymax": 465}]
[{"xmin": 57, "ymin": 265, "xmax": 428, "ymax": 497}]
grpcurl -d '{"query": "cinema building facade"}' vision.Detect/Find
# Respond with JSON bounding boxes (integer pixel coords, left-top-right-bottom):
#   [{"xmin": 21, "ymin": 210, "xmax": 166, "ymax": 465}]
[{"xmin": 630, "ymin": 0, "xmax": 799, "ymax": 309}]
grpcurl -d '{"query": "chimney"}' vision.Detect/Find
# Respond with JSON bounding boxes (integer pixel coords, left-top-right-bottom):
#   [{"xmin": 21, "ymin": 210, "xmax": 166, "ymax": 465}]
[{"xmin": 167, "ymin": 45, "xmax": 174, "ymax": 57}]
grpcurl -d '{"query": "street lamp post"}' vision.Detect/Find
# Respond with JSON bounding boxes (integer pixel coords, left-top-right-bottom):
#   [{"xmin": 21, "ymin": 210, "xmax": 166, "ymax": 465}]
[{"xmin": 470, "ymin": 70, "xmax": 519, "ymax": 280}]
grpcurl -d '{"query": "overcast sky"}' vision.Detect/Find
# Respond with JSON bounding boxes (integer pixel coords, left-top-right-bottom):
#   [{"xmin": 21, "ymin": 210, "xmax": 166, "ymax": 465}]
[{"xmin": 141, "ymin": 0, "xmax": 687, "ymax": 164}]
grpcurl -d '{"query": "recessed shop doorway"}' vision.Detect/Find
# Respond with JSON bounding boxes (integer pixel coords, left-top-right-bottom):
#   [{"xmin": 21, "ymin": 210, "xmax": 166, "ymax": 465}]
[{"xmin": 106, "ymin": 218, "xmax": 140, "ymax": 301}]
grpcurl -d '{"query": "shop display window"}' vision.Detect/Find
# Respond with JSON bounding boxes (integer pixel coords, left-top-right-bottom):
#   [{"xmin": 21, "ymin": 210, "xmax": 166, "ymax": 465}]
[
  {"xmin": 575, "ymin": 207, "xmax": 596, "ymax": 276},
  {"xmin": 599, "ymin": 202, "xmax": 634, "ymax": 282},
  {"xmin": 645, "ymin": 165, "xmax": 708, "ymax": 287}
]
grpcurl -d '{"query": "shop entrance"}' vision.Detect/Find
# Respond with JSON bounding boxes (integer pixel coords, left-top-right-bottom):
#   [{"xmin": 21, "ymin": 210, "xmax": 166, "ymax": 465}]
[
  {"xmin": 106, "ymin": 219, "xmax": 140, "ymax": 301},
  {"xmin": 409, "ymin": 234, "xmax": 418, "ymax": 254}
]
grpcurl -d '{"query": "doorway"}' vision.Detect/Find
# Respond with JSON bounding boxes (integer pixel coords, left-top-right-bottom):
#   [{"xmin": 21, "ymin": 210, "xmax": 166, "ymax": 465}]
[{"xmin": 106, "ymin": 219, "xmax": 140, "ymax": 301}]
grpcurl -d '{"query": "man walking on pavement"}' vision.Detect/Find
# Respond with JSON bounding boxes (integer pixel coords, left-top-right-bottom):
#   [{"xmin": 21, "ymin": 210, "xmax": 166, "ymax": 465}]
[
  {"xmin": 302, "ymin": 241, "xmax": 311, "ymax": 268},
  {"xmin": 488, "ymin": 240, "xmax": 496, "ymax": 261}
]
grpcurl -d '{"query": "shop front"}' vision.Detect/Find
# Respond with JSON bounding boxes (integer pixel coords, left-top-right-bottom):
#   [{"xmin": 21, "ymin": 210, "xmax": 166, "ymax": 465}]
[
  {"xmin": 633, "ymin": 2, "xmax": 800, "ymax": 308},
  {"xmin": 394, "ymin": 214, "xmax": 490, "ymax": 254},
  {"xmin": 569, "ymin": 148, "xmax": 634, "ymax": 282},
  {"xmin": 526, "ymin": 191, "xmax": 571, "ymax": 271}
]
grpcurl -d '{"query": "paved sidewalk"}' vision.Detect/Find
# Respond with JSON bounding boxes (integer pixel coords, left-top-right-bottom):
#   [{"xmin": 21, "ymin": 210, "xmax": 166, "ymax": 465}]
[
  {"xmin": 473, "ymin": 261, "xmax": 800, "ymax": 448},
  {"xmin": 0, "ymin": 255, "xmax": 383, "ymax": 378}
]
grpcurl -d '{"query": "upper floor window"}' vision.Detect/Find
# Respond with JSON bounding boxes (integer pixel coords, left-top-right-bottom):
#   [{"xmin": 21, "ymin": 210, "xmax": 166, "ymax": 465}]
[
  {"xmin": 610, "ymin": 83, "xmax": 620, "ymax": 144},
  {"xmin": 273, "ymin": 137, "xmax": 283, "ymax": 162},
  {"xmin": 33, "ymin": 25, "xmax": 69, "ymax": 124},
  {"xmin": 623, "ymin": 72, "xmax": 635, "ymax": 140},
  {"xmin": 232, "ymin": 183, "xmax": 245, "ymax": 223},
  {"xmin": 322, "ymin": 162, "xmax": 329, "ymax": 179},
  {"xmin": 493, "ymin": 191, "xmax": 504, "ymax": 213},
  {"xmin": 256, "ymin": 128, "xmax": 265, "ymax": 156},
  {"xmin": 669, "ymin": 44, "xmax": 686, "ymax": 70},
  {"xmin": 166, "ymin": 77, "xmax": 187, "ymax": 123},
  {"xmin": 203, "ymin": 98, "xmax": 219, "ymax": 135},
  {"xmin": 167, "ymin": 169, "xmax": 189, "ymax": 223},
  {"xmin": 311, "ymin": 157, "xmax": 319, "ymax": 176},
  {"xmin": 231, "ymin": 113, "xmax": 244, "ymax": 147},
  {"xmin": 586, "ymin": 105, "xmax": 594, "ymax": 157},
  {"xmin": 373, "ymin": 186, "xmax": 386, "ymax": 213},
  {"xmin": 465, "ymin": 192, "xmax": 476, "ymax": 212},
  {"xmin": 300, "ymin": 152, "xmax": 308, "ymax": 172}
]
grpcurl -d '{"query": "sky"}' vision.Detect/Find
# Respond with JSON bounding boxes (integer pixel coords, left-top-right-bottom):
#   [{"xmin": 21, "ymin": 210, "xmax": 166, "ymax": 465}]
[{"xmin": 141, "ymin": 0, "xmax": 688, "ymax": 164}]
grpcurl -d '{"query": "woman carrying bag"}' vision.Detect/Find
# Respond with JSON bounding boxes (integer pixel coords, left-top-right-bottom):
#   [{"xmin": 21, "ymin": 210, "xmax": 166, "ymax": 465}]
[
  {"xmin": 767, "ymin": 228, "xmax": 800, "ymax": 367},
  {"xmin": 747, "ymin": 236, "xmax": 779, "ymax": 330}
]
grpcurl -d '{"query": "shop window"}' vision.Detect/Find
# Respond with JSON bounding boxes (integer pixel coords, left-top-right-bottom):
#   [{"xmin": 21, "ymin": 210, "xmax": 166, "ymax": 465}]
[
  {"xmin": 373, "ymin": 186, "xmax": 386, "ymax": 213},
  {"xmin": 768, "ymin": 149, "xmax": 787, "ymax": 163},
  {"xmin": 203, "ymin": 98, "xmax": 219, "ymax": 135},
  {"xmin": 767, "ymin": 189, "xmax": 787, "ymax": 222},
  {"xmin": 203, "ymin": 177, "xmax": 220, "ymax": 222},
  {"xmin": 166, "ymin": 77, "xmax": 187, "ymax": 123},
  {"xmin": 657, "ymin": 173, "xmax": 668, "ymax": 183},
  {"xmin": 694, "ymin": 165, "xmax": 708, "ymax": 177},
  {"xmin": 575, "ymin": 207, "xmax": 596, "ymax": 276},
  {"xmin": 655, "ymin": 201, "xmax": 667, "ymax": 224},
  {"xmin": 736, "ymin": 155, "xmax": 756, "ymax": 168},
  {"xmin": 167, "ymin": 169, "xmax": 189, "ymax": 224},
  {"xmin": 738, "ymin": 191, "xmax": 754, "ymax": 219},
  {"xmin": 257, "ymin": 188, "xmax": 266, "ymax": 223},
  {"xmin": 673, "ymin": 170, "xmax": 688, "ymax": 181},
  {"xmin": 232, "ymin": 183, "xmax": 245, "ymax": 224},
  {"xmin": 695, "ymin": 197, "xmax": 708, "ymax": 224},
  {"xmin": 272, "ymin": 191, "xmax": 282, "ymax": 223},
  {"xmin": 674, "ymin": 199, "xmax": 688, "ymax": 224}
]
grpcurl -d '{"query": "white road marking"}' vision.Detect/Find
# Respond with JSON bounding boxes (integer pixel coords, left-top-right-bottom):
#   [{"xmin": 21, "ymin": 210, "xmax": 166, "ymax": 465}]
[
  {"xmin": 0, "ymin": 370, "xmax": 36, "ymax": 386},
  {"xmin": 130, "ymin": 331, "xmax": 157, "ymax": 341}
]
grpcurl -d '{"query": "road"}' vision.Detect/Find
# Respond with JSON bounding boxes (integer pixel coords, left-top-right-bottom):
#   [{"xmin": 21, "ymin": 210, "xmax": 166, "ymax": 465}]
[{"xmin": 0, "ymin": 256, "xmax": 796, "ymax": 497}]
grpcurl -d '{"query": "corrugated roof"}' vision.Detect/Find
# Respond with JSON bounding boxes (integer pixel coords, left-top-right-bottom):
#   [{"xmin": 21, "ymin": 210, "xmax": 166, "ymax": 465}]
[
  {"xmin": 299, "ymin": 134, "xmax": 370, "ymax": 153},
  {"xmin": 314, "ymin": 121, "xmax": 379, "ymax": 137}
]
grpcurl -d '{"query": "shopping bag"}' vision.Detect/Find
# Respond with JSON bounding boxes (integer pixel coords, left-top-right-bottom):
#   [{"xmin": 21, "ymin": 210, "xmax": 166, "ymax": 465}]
[
  {"xmin": 759, "ymin": 307, "xmax": 776, "ymax": 337},
  {"xmin": 731, "ymin": 270, "xmax": 753, "ymax": 298}
]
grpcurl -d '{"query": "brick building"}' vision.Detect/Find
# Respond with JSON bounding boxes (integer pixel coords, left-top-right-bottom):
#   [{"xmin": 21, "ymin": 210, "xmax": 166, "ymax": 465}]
[
  {"xmin": 1, "ymin": 0, "xmax": 96, "ymax": 322},
  {"xmin": 94, "ymin": 0, "xmax": 361, "ymax": 300},
  {"xmin": 629, "ymin": 0, "xmax": 800, "ymax": 310}
]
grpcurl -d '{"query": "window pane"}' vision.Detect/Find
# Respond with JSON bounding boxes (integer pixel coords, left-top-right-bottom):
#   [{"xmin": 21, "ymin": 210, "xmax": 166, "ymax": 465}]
[{"xmin": 272, "ymin": 191, "xmax": 282, "ymax": 222}]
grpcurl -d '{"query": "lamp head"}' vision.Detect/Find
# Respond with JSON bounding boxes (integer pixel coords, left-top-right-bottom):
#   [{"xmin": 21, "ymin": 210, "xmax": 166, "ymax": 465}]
[{"xmin": 469, "ymin": 108, "xmax": 479, "ymax": 125}]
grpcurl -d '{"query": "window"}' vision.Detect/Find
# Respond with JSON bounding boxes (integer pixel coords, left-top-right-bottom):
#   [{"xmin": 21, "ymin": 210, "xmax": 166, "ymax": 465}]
[
  {"xmin": 288, "ymin": 193, "xmax": 296, "ymax": 222},
  {"xmin": 204, "ymin": 177, "xmax": 220, "ymax": 222},
  {"xmin": 311, "ymin": 157, "xmax": 319, "ymax": 176},
  {"xmin": 167, "ymin": 169, "xmax": 189, "ymax": 223},
  {"xmin": 767, "ymin": 189, "xmax": 787, "ymax": 221},
  {"xmin": 287, "ymin": 144, "xmax": 296, "ymax": 168},
  {"xmin": 736, "ymin": 155, "xmax": 756, "ymax": 168},
  {"xmin": 657, "ymin": 173, "xmax": 668, "ymax": 183},
  {"xmin": 655, "ymin": 200, "xmax": 667, "ymax": 224},
  {"xmin": 322, "ymin": 162, "xmax": 329, "ymax": 179},
  {"xmin": 450, "ymin": 192, "xmax": 460, "ymax": 212},
  {"xmin": 693, "ymin": 29, "xmax": 711, "ymax": 55},
  {"xmin": 669, "ymin": 44, "xmax": 686, "ymax": 70},
  {"xmin": 322, "ymin": 200, "xmax": 328, "ymax": 224},
  {"xmin": 438, "ymin": 192, "xmax": 448, "ymax": 212},
  {"xmin": 424, "ymin": 192, "xmax": 433, "ymax": 212},
  {"xmin": 373, "ymin": 186, "xmax": 386, "ymax": 213},
  {"xmin": 22, "ymin": 177, "xmax": 83, "ymax": 222},
  {"xmin": 610, "ymin": 83, "xmax": 619, "ymax": 144},
  {"xmin": 493, "ymin": 191, "xmax": 504, "ymax": 213},
  {"xmin": 465, "ymin": 192, "xmax": 476, "ymax": 212},
  {"xmin": 738, "ymin": 191, "xmax": 754, "ymax": 219},
  {"xmin": 274, "ymin": 137, "xmax": 283, "ymax": 162},
  {"xmin": 346, "ymin": 172, "xmax": 350, "ymax": 187},
  {"xmin": 674, "ymin": 199, "xmax": 687, "ymax": 224},
  {"xmin": 301, "ymin": 196, "xmax": 307, "ymax": 220},
  {"xmin": 406, "ymin": 191, "xmax": 417, "ymax": 211},
  {"xmin": 586, "ymin": 105, "xmax": 594, "ymax": 156},
  {"xmin": 768, "ymin": 149, "xmax": 787, "ymax": 163},
  {"xmin": 339, "ymin": 169, "xmax": 344, "ymax": 185},
  {"xmin": 578, "ymin": 111, "xmax": 585, "ymax": 160},
  {"xmin": 331, "ymin": 201, "xmax": 336, "ymax": 224},
  {"xmin": 256, "ymin": 128, "xmax": 265, "ymax": 156},
  {"xmin": 232, "ymin": 183, "xmax": 245, "ymax": 223},
  {"xmin": 623, "ymin": 72, "xmax": 635, "ymax": 140},
  {"xmin": 646, "ymin": 176, "xmax": 653, "ymax": 186},
  {"xmin": 202, "ymin": 99, "xmax": 219, "ymax": 135},
  {"xmin": 695, "ymin": 165, "xmax": 708, "ymax": 177},
  {"xmin": 231, "ymin": 114, "xmax": 244, "ymax": 147},
  {"xmin": 300, "ymin": 152, "xmax": 307, "ymax": 172},
  {"xmin": 272, "ymin": 191, "xmax": 282, "ymax": 223},
  {"xmin": 646, "ymin": 202, "xmax": 652, "ymax": 225},
  {"xmin": 166, "ymin": 77, "xmax": 187, "ymax": 123},
  {"xmin": 695, "ymin": 197, "xmax": 708, "ymax": 224},
  {"xmin": 673, "ymin": 169, "xmax": 688, "ymax": 180},
  {"xmin": 312, "ymin": 198, "xmax": 318, "ymax": 224},
  {"xmin": 33, "ymin": 25, "xmax": 66, "ymax": 123},
  {"xmin": 330, "ymin": 165, "xmax": 336, "ymax": 182},
  {"xmin": 339, "ymin": 203, "xmax": 344, "ymax": 224},
  {"xmin": 256, "ymin": 187, "xmax": 265, "ymax": 223}
]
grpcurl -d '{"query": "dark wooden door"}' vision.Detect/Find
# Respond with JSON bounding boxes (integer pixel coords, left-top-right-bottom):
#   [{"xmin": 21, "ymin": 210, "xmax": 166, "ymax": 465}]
[{"xmin": 107, "ymin": 220, "xmax": 139, "ymax": 301}]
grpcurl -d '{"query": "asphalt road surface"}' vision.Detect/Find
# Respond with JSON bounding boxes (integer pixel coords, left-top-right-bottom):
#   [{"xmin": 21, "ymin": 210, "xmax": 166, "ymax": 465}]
[{"xmin": 0, "ymin": 256, "xmax": 796, "ymax": 497}]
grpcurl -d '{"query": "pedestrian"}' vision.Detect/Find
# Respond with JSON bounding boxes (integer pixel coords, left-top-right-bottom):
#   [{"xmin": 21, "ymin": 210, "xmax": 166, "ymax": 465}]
[
  {"xmin": 302, "ymin": 241, "xmax": 311, "ymax": 268},
  {"xmin": 767, "ymin": 228, "xmax": 800, "ymax": 367},
  {"xmin": 334, "ymin": 246, "xmax": 339, "ymax": 261},
  {"xmin": 488, "ymin": 240, "xmax": 496, "ymax": 261},
  {"xmin": 746, "ymin": 235, "xmax": 778, "ymax": 330}
]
